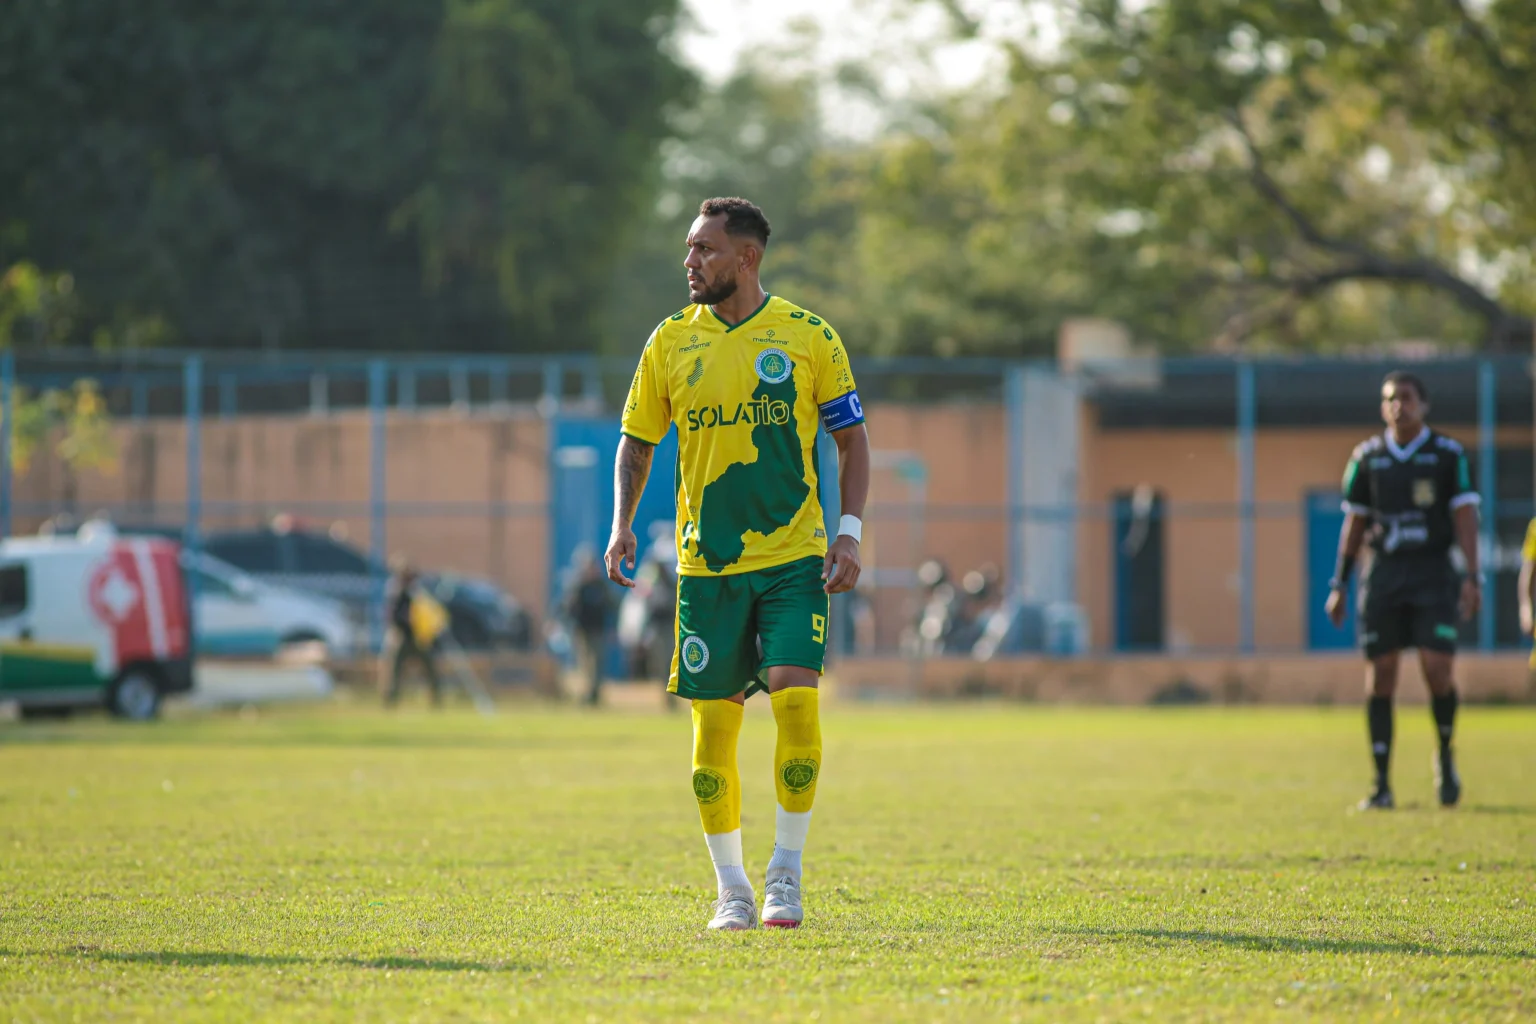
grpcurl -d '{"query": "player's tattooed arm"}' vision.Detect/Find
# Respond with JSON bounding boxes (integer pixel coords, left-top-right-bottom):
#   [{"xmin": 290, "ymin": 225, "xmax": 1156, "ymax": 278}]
[{"xmin": 606, "ymin": 436, "xmax": 655, "ymax": 587}]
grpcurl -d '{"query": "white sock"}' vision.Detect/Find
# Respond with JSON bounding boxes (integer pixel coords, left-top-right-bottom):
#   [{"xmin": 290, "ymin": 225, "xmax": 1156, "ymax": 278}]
[
  {"xmin": 704, "ymin": 829, "xmax": 752, "ymax": 895},
  {"xmin": 767, "ymin": 807, "xmax": 812, "ymax": 875}
]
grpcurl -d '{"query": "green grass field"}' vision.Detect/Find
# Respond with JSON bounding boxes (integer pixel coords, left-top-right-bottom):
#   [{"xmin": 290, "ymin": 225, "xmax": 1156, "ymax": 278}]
[{"xmin": 2, "ymin": 699, "xmax": 1532, "ymax": 1022}]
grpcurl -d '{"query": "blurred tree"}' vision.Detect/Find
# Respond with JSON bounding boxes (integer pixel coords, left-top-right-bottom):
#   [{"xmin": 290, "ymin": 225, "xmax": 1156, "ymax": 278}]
[
  {"xmin": 603, "ymin": 66, "xmax": 833, "ymax": 354},
  {"xmin": 0, "ymin": 0, "xmax": 692, "ymax": 353},
  {"xmin": 735, "ymin": 0, "xmax": 1536, "ymax": 356},
  {"xmin": 995, "ymin": 0, "xmax": 1536, "ymax": 352},
  {"xmin": 11, "ymin": 381, "xmax": 118, "ymax": 511}
]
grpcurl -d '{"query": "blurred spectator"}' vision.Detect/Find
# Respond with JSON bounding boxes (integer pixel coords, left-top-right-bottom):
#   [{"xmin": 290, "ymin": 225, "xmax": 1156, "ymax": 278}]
[
  {"xmin": 383, "ymin": 564, "xmax": 446, "ymax": 707},
  {"xmin": 560, "ymin": 544, "xmax": 614, "ymax": 705}
]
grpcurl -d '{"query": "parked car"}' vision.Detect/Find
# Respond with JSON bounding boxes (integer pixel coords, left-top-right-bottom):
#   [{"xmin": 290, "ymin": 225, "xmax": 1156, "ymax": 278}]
[
  {"xmin": 186, "ymin": 552, "xmax": 356, "ymax": 659},
  {"xmin": 201, "ymin": 525, "xmax": 531, "ymax": 651},
  {"xmin": 0, "ymin": 522, "xmax": 193, "ymax": 720}
]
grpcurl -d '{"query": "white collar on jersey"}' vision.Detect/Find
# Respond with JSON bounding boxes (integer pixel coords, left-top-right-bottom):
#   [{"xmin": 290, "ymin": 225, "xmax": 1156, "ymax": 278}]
[{"xmin": 1383, "ymin": 425, "xmax": 1431, "ymax": 461}]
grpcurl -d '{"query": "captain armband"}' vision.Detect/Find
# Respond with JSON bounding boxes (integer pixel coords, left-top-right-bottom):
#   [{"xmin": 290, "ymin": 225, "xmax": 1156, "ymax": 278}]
[{"xmin": 818, "ymin": 390, "xmax": 865, "ymax": 432}]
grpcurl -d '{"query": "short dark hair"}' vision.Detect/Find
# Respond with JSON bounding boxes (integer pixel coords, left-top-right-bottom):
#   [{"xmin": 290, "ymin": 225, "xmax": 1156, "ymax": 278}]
[
  {"xmin": 1382, "ymin": 370, "xmax": 1428, "ymax": 402},
  {"xmin": 699, "ymin": 197, "xmax": 771, "ymax": 247}
]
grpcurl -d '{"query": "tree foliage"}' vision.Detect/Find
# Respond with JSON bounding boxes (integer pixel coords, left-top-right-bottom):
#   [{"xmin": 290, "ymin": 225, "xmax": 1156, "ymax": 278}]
[
  {"xmin": 649, "ymin": 0, "xmax": 1536, "ymax": 356},
  {"xmin": 0, "ymin": 0, "xmax": 692, "ymax": 352}
]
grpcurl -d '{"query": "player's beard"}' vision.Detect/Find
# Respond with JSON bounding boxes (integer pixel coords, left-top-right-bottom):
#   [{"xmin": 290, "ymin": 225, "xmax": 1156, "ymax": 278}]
[{"xmin": 690, "ymin": 272, "xmax": 738, "ymax": 307}]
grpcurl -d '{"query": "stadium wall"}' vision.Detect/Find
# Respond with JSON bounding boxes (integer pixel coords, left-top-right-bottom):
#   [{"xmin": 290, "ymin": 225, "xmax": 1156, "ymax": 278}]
[
  {"xmin": 11, "ymin": 400, "xmax": 1527, "ymax": 656},
  {"xmin": 12, "ymin": 409, "xmax": 552, "ymax": 617}
]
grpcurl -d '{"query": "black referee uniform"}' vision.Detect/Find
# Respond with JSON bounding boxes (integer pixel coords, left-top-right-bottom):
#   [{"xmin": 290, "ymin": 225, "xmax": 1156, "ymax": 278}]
[
  {"xmin": 1341, "ymin": 426, "xmax": 1479, "ymax": 659},
  {"xmin": 1338, "ymin": 422, "xmax": 1478, "ymax": 808}
]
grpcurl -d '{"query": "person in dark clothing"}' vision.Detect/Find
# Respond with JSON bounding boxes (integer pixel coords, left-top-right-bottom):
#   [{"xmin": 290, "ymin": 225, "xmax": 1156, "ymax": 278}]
[
  {"xmin": 561, "ymin": 547, "xmax": 614, "ymax": 705},
  {"xmin": 1325, "ymin": 371, "xmax": 1481, "ymax": 811},
  {"xmin": 384, "ymin": 567, "xmax": 444, "ymax": 707}
]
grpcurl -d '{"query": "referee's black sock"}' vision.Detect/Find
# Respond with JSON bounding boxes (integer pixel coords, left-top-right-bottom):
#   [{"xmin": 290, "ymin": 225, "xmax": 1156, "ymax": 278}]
[
  {"xmin": 1367, "ymin": 696, "xmax": 1394, "ymax": 789},
  {"xmin": 1431, "ymin": 689, "xmax": 1458, "ymax": 755}
]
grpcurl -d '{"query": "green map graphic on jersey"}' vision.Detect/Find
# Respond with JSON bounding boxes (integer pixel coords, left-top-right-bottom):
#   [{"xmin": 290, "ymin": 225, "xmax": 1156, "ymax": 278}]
[{"xmin": 692, "ymin": 373, "xmax": 810, "ymax": 572}]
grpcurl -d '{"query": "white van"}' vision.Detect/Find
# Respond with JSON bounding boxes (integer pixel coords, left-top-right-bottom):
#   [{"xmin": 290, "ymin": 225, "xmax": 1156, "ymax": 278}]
[{"xmin": 0, "ymin": 523, "xmax": 193, "ymax": 720}]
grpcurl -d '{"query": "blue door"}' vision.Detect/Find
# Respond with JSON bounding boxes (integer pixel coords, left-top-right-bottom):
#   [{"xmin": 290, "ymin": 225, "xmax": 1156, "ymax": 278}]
[
  {"xmin": 548, "ymin": 417, "xmax": 679, "ymax": 678},
  {"xmin": 1305, "ymin": 490, "xmax": 1356, "ymax": 650},
  {"xmin": 549, "ymin": 418, "xmax": 678, "ymax": 594}
]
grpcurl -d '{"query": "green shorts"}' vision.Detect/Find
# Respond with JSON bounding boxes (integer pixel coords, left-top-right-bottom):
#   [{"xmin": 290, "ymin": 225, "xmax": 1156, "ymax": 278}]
[{"xmin": 669, "ymin": 556, "xmax": 829, "ymax": 701}]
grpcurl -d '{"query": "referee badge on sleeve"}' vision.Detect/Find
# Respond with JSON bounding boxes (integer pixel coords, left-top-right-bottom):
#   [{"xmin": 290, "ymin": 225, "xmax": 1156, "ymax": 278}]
[{"xmin": 1413, "ymin": 479, "xmax": 1436, "ymax": 508}]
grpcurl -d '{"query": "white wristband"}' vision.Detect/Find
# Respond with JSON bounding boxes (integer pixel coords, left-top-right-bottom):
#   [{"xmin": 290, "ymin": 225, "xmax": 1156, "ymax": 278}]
[{"xmin": 837, "ymin": 514, "xmax": 862, "ymax": 544}]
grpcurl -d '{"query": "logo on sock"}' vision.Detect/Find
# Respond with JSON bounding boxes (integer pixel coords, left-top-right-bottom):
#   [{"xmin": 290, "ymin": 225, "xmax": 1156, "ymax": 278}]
[
  {"xmin": 681, "ymin": 635, "xmax": 710, "ymax": 673},
  {"xmin": 692, "ymin": 767, "xmax": 726, "ymax": 804},
  {"xmin": 779, "ymin": 759, "xmax": 818, "ymax": 794}
]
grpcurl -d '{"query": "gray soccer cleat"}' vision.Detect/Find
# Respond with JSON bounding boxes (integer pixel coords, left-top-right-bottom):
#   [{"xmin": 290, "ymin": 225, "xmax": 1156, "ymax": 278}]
[
  {"xmin": 706, "ymin": 891, "xmax": 758, "ymax": 931},
  {"xmin": 762, "ymin": 869, "xmax": 804, "ymax": 928},
  {"xmin": 1358, "ymin": 785, "xmax": 1395, "ymax": 811}
]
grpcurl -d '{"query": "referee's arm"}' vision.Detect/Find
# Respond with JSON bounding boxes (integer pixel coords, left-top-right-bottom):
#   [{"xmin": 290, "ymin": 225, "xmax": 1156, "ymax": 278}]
[
  {"xmin": 1449, "ymin": 453, "xmax": 1482, "ymax": 622},
  {"xmin": 1325, "ymin": 511, "xmax": 1370, "ymax": 629},
  {"xmin": 1326, "ymin": 451, "xmax": 1373, "ymax": 628}
]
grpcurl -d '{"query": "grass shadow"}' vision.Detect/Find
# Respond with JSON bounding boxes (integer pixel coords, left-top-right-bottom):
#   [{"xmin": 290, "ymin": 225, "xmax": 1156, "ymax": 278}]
[
  {"xmin": 67, "ymin": 950, "xmax": 533, "ymax": 973},
  {"xmin": 1056, "ymin": 927, "xmax": 1534, "ymax": 961}
]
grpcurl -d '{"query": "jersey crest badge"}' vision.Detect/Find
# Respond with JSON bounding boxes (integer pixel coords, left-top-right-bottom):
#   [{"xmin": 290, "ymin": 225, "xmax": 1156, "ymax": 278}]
[
  {"xmin": 754, "ymin": 348, "xmax": 792, "ymax": 384},
  {"xmin": 1413, "ymin": 479, "xmax": 1436, "ymax": 507}
]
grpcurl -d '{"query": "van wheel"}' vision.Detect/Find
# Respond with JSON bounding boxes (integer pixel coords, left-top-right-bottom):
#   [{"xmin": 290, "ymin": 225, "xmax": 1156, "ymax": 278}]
[{"xmin": 108, "ymin": 668, "xmax": 162, "ymax": 721}]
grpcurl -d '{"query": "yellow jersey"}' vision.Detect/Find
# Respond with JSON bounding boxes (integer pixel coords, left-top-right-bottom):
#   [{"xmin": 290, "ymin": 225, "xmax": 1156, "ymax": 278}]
[{"xmin": 621, "ymin": 294, "xmax": 864, "ymax": 577}]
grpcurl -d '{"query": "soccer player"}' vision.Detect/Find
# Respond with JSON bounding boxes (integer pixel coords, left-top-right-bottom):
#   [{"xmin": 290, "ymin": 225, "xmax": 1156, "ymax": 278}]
[
  {"xmin": 605, "ymin": 197, "xmax": 870, "ymax": 930},
  {"xmin": 1325, "ymin": 371, "xmax": 1480, "ymax": 810}
]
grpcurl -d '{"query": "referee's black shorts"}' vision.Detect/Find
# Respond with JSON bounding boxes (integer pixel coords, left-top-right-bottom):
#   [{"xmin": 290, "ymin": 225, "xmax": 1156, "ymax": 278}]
[{"xmin": 1357, "ymin": 555, "xmax": 1460, "ymax": 660}]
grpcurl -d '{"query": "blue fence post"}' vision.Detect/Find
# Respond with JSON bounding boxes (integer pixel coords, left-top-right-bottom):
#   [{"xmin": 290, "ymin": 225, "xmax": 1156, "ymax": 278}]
[
  {"xmin": 184, "ymin": 357, "xmax": 203, "ymax": 553},
  {"xmin": 450, "ymin": 361, "xmax": 469, "ymax": 409},
  {"xmin": 1005, "ymin": 363, "xmax": 1026, "ymax": 597},
  {"xmin": 399, "ymin": 368, "xmax": 416, "ymax": 411},
  {"xmin": 1478, "ymin": 359, "xmax": 1496, "ymax": 650},
  {"xmin": 0, "ymin": 351, "xmax": 12, "ymax": 538},
  {"xmin": 542, "ymin": 361, "xmax": 562, "ymax": 414},
  {"xmin": 368, "ymin": 361, "xmax": 388, "ymax": 653},
  {"xmin": 489, "ymin": 361, "xmax": 508, "ymax": 406},
  {"xmin": 582, "ymin": 359, "xmax": 602, "ymax": 406},
  {"xmin": 1237, "ymin": 359, "xmax": 1256, "ymax": 653}
]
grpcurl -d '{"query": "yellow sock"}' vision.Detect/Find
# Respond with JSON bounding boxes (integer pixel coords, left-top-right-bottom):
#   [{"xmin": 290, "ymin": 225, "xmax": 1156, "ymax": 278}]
[
  {"xmin": 770, "ymin": 686, "xmax": 821, "ymax": 813},
  {"xmin": 691, "ymin": 699, "xmax": 744, "ymax": 836}
]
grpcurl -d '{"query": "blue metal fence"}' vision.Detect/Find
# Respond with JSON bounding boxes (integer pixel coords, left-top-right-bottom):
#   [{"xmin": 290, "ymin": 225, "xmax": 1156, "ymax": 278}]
[{"xmin": 0, "ymin": 349, "xmax": 1530, "ymax": 660}]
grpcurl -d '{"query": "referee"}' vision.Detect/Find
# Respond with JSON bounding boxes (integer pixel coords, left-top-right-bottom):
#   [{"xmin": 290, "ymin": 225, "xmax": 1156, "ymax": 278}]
[{"xmin": 1326, "ymin": 371, "xmax": 1481, "ymax": 810}]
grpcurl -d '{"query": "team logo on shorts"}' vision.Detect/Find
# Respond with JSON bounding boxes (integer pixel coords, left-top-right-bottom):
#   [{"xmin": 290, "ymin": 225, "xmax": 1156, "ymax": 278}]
[
  {"xmin": 754, "ymin": 348, "xmax": 792, "ymax": 384},
  {"xmin": 779, "ymin": 758, "xmax": 818, "ymax": 794},
  {"xmin": 693, "ymin": 767, "xmax": 727, "ymax": 804},
  {"xmin": 681, "ymin": 635, "xmax": 710, "ymax": 674}
]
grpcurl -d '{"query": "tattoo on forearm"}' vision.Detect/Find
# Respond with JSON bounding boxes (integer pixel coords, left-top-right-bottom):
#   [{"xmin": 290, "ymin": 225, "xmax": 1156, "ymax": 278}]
[{"xmin": 613, "ymin": 438, "xmax": 654, "ymax": 530}]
